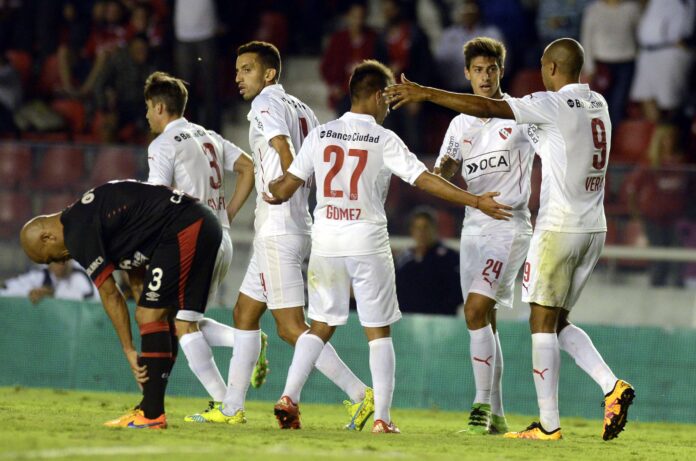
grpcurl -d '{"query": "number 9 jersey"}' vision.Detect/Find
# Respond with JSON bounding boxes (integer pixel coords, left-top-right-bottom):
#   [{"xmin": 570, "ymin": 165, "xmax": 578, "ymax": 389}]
[{"xmin": 507, "ymin": 84, "xmax": 611, "ymax": 233}]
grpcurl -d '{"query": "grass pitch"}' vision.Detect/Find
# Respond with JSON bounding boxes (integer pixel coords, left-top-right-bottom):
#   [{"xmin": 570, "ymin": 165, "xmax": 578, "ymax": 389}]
[{"xmin": 0, "ymin": 387, "xmax": 694, "ymax": 461}]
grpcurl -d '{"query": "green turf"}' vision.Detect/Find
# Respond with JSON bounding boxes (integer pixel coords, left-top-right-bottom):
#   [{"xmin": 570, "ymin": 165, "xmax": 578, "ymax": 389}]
[{"xmin": 0, "ymin": 387, "xmax": 694, "ymax": 461}]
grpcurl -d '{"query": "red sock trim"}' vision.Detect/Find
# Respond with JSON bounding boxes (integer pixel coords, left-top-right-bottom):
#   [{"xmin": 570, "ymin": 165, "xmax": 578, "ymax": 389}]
[
  {"xmin": 140, "ymin": 321, "xmax": 170, "ymax": 335},
  {"xmin": 141, "ymin": 352, "xmax": 173, "ymax": 359}
]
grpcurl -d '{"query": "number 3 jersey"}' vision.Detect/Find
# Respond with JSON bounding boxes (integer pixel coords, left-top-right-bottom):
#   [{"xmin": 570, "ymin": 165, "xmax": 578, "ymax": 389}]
[
  {"xmin": 435, "ymin": 94, "xmax": 535, "ymax": 236},
  {"xmin": 506, "ymin": 84, "xmax": 611, "ymax": 233},
  {"xmin": 147, "ymin": 117, "xmax": 244, "ymax": 229},
  {"xmin": 288, "ymin": 112, "xmax": 428, "ymax": 256},
  {"xmin": 248, "ymin": 84, "xmax": 318, "ymax": 238}
]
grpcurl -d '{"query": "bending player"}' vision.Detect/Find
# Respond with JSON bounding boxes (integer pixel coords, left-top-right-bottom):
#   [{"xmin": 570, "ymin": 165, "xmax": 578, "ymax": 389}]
[
  {"xmin": 434, "ymin": 37, "xmax": 535, "ymax": 436},
  {"xmin": 267, "ymin": 60, "xmax": 511, "ymax": 433},
  {"xmin": 385, "ymin": 38, "xmax": 635, "ymax": 441}
]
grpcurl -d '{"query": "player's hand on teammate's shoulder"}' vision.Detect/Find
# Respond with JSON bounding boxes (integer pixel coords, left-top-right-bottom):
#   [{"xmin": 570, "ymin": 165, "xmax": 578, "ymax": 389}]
[
  {"xmin": 262, "ymin": 192, "xmax": 283, "ymax": 205},
  {"xmin": 383, "ymin": 74, "xmax": 429, "ymax": 109},
  {"xmin": 477, "ymin": 192, "xmax": 513, "ymax": 221}
]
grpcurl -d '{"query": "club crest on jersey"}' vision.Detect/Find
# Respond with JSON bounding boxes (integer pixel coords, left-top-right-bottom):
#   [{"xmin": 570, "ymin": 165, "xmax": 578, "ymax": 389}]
[
  {"xmin": 498, "ymin": 127, "xmax": 512, "ymax": 140},
  {"xmin": 463, "ymin": 150, "xmax": 511, "ymax": 180}
]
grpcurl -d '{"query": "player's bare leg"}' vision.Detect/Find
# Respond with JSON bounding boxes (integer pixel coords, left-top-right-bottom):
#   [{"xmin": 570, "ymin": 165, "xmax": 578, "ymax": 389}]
[{"xmin": 556, "ymin": 309, "xmax": 634, "ymax": 440}]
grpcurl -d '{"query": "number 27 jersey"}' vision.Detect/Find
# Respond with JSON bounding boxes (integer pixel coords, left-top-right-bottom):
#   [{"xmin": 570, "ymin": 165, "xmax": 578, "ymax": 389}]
[{"xmin": 288, "ymin": 112, "xmax": 427, "ymax": 256}]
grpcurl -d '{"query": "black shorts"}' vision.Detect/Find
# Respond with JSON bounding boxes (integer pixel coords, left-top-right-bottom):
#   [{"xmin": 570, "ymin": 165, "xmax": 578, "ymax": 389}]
[{"xmin": 138, "ymin": 203, "xmax": 222, "ymax": 316}]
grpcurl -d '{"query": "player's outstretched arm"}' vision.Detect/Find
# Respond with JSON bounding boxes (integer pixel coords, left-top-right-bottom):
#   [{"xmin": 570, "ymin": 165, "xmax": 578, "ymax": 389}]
[
  {"xmin": 414, "ymin": 171, "xmax": 512, "ymax": 220},
  {"xmin": 266, "ymin": 171, "xmax": 305, "ymax": 204},
  {"xmin": 384, "ymin": 74, "xmax": 515, "ymax": 119},
  {"xmin": 270, "ymin": 135, "xmax": 297, "ymax": 173},
  {"xmin": 227, "ymin": 152, "xmax": 255, "ymax": 222},
  {"xmin": 98, "ymin": 275, "xmax": 148, "ymax": 384}
]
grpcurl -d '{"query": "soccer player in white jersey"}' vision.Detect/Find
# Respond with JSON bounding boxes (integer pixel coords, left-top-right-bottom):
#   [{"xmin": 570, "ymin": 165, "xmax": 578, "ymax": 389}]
[
  {"xmin": 141, "ymin": 71, "xmax": 271, "ymax": 422},
  {"xmin": 193, "ymin": 41, "xmax": 374, "ymax": 428},
  {"xmin": 267, "ymin": 60, "xmax": 512, "ymax": 433},
  {"xmin": 384, "ymin": 38, "xmax": 635, "ymax": 441},
  {"xmin": 434, "ymin": 37, "xmax": 535, "ymax": 436}
]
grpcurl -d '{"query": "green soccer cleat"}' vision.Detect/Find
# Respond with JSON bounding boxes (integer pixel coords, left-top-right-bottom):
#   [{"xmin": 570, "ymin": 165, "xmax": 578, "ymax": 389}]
[
  {"xmin": 250, "ymin": 331, "xmax": 269, "ymax": 388},
  {"xmin": 343, "ymin": 387, "xmax": 375, "ymax": 431},
  {"xmin": 457, "ymin": 403, "xmax": 491, "ymax": 435},
  {"xmin": 489, "ymin": 414, "xmax": 509, "ymax": 434},
  {"xmin": 184, "ymin": 402, "xmax": 246, "ymax": 424}
]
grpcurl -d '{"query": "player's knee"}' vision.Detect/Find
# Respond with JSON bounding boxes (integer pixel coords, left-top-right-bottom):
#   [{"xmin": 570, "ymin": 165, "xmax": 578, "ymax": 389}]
[
  {"xmin": 276, "ymin": 322, "xmax": 307, "ymax": 346},
  {"xmin": 174, "ymin": 320, "xmax": 199, "ymax": 338}
]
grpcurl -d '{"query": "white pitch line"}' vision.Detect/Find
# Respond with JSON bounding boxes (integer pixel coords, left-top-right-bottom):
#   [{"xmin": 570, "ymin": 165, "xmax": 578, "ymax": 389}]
[{"xmin": 0, "ymin": 445, "xmax": 212, "ymax": 460}]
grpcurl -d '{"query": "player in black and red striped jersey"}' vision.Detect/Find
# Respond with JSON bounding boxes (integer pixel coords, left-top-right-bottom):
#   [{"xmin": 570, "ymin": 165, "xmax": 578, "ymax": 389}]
[{"xmin": 20, "ymin": 180, "xmax": 223, "ymax": 429}]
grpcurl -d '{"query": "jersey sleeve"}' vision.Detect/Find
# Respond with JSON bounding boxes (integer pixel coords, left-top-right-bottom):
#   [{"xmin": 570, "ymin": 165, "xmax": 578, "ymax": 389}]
[
  {"xmin": 251, "ymin": 94, "xmax": 291, "ymax": 144},
  {"xmin": 383, "ymin": 132, "xmax": 428, "ymax": 185},
  {"xmin": 506, "ymin": 91, "xmax": 559, "ymax": 126},
  {"xmin": 287, "ymin": 129, "xmax": 316, "ymax": 181},
  {"xmin": 435, "ymin": 117, "xmax": 463, "ymax": 168},
  {"xmin": 209, "ymin": 130, "xmax": 244, "ymax": 172},
  {"xmin": 147, "ymin": 138, "xmax": 176, "ymax": 186}
]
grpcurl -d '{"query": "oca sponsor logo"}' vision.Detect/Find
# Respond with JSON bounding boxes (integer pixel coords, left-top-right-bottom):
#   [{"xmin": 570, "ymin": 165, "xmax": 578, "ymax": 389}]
[{"xmin": 463, "ymin": 150, "xmax": 511, "ymax": 180}]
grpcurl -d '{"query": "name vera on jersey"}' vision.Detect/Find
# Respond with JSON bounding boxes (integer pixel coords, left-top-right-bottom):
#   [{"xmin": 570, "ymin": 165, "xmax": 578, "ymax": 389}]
[
  {"xmin": 319, "ymin": 129, "xmax": 380, "ymax": 143},
  {"xmin": 464, "ymin": 150, "xmax": 511, "ymax": 179}
]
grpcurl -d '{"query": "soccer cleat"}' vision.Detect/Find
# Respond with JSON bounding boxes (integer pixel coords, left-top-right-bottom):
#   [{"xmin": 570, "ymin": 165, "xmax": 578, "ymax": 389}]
[
  {"xmin": 103, "ymin": 408, "xmax": 143, "ymax": 427},
  {"xmin": 602, "ymin": 379, "xmax": 635, "ymax": 441},
  {"xmin": 251, "ymin": 331, "xmax": 269, "ymax": 388},
  {"xmin": 343, "ymin": 387, "xmax": 375, "ymax": 431},
  {"xmin": 457, "ymin": 403, "xmax": 491, "ymax": 435},
  {"xmin": 489, "ymin": 414, "xmax": 509, "ymax": 435},
  {"xmin": 371, "ymin": 419, "xmax": 400, "ymax": 434},
  {"xmin": 274, "ymin": 396, "xmax": 301, "ymax": 429},
  {"xmin": 504, "ymin": 421, "xmax": 562, "ymax": 440},
  {"xmin": 127, "ymin": 413, "xmax": 167, "ymax": 429},
  {"xmin": 184, "ymin": 401, "xmax": 247, "ymax": 424}
]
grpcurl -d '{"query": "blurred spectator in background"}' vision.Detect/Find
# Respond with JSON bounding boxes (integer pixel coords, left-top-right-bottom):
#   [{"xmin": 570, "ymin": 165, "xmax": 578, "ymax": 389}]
[
  {"xmin": 396, "ymin": 208, "xmax": 463, "ymax": 316},
  {"xmin": 625, "ymin": 126, "xmax": 691, "ymax": 287},
  {"xmin": 376, "ymin": 0, "xmax": 437, "ymax": 153},
  {"xmin": 0, "ymin": 52, "xmax": 22, "ymax": 135},
  {"xmin": 320, "ymin": 1, "xmax": 377, "ymax": 116},
  {"xmin": 95, "ymin": 34, "xmax": 156, "ymax": 142},
  {"xmin": 580, "ymin": 0, "xmax": 641, "ymax": 127},
  {"xmin": 531, "ymin": 0, "xmax": 590, "ymax": 65},
  {"xmin": 630, "ymin": 0, "xmax": 695, "ymax": 123},
  {"xmin": 125, "ymin": 3, "xmax": 165, "ymax": 49},
  {"xmin": 0, "ymin": 261, "xmax": 97, "ymax": 303},
  {"xmin": 174, "ymin": 0, "xmax": 220, "ymax": 132},
  {"xmin": 435, "ymin": 0, "xmax": 504, "ymax": 92}
]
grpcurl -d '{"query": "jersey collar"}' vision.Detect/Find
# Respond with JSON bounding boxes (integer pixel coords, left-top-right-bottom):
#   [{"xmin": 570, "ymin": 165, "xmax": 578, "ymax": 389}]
[
  {"xmin": 558, "ymin": 83, "xmax": 590, "ymax": 93},
  {"xmin": 162, "ymin": 117, "xmax": 187, "ymax": 134},
  {"xmin": 340, "ymin": 112, "xmax": 377, "ymax": 123},
  {"xmin": 259, "ymin": 83, "xmax": 285, "ymax": 96}
]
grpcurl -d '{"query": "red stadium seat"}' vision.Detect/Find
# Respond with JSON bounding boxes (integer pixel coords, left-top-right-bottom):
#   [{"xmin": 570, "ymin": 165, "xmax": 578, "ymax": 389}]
[
  {"xmin": 34, "ymin": 145, "xmax": 85, "ymax": 190},
  {"xmin": 0, "ymin": 143, "xmax": 32, "ymax": 188},
  {"xmin": 87, "ymin": 146, "xmax": 138, "ymax": 187},
  {"xmin": 0, "ymin": 191, "xmax": 32, "ymax": 238},
  {"xmin": 51, "ymin": 99, "xmax": 86, "ymax": 135},
  {"xmin": 40, "ymin": 192, "xmax": 76, "ymax": 214},
  {"xmin": 37, "ymin": 54, "xmax": 62, "ymax": 96},
  {"xmin": 6, "ymin": 50, "xmax": 32, "ymax": 90},
  {"xmin": 612, "ymin": 120, "xmax": 654, "ymax": 164},
  {"xmin": 509, "ymin": 69, "xmax": 545, "ymax": 97}
]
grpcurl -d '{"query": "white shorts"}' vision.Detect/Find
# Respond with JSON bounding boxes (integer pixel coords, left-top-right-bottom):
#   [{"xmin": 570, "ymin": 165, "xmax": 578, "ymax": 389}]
[
  {"xmin": 239, "ymin": 234, "xmax": 310, "ymax": 309},
  {"xmin": 630, "ymin": 48, "xmax": 693, "ymax": 110},
  {"xmin": 521, "ymin": 230, "xmax": 605, "ymax": 310},
  {"xmin": 177, "ymin": 230, "xmax": 233, "ymax": 322},
  {"xmin": 460, "ymin": 232, "xmax": 531, "ymax": 309},
  {"xmin": 307, "ymin": 251, "xmax": 401, "ymax": 327}
]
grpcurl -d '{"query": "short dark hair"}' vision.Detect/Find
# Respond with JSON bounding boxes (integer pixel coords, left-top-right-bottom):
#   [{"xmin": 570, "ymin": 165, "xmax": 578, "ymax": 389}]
[
  {"xmin": 409, "ymin": 206, "xmax": 437, "ymax": 227},
  {"xmin": 349, "ymin": 59, "xmax": 395, "ymax": 102},
  {"xmin": 464, "ymin": 37, "xmax": 506, "ymax": 70},
  {"xmin": 237, "ymin": 41, "xmax": 282, "ymax": 81},
  {"xmin": 143, "ymin": 71, "xmax": 188, "ymax": 116}
]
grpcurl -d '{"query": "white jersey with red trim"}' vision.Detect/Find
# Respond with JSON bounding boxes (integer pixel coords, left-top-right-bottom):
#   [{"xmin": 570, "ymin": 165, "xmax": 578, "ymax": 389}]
[
  {"xmin": 248, "ymin": 84, "xmax": 318, "ymax": 237},
  {"xmin": 147, "ymin": 117, "xmax": 243, "ymax": 229},
  {"xmin": 288, "ymin": 112, "xmax": 428, "ymax": 257},
  {"xmin": 507, "ymin": 83, "xmax": 611, "ymax": 233},
  {"xmin": 436, "ymin": 95, "xmax": 535, "ymax": 236}
]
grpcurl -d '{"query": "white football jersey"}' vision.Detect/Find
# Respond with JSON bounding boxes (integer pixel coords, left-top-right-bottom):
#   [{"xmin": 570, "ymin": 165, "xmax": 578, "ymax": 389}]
[
  {"xmin": 507, "ymin": 84, "xmax": 611, "ymax": 232},
  {"xmin": 436, "ymin": 95, "xmax": 534, "ymax": 236},
  {"xmin": 248, "ymin": 84, "xmax": 318, "ymax": 237},
  {"xmin": 147, "ymin": 117, "xmax": 243, "ymax": 229},
  {"xmin": 288, "ymin": 112, "xmax": 428, "ymax": 256}
]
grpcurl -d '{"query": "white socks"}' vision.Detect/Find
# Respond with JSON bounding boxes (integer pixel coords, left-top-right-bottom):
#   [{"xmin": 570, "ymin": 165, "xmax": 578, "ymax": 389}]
[
  {"xmin": 531, "ymin": 333, "xmax": 560, "ymax": 432},
  {"xmin": 369, "ymin": 337, "xmax": 395, "ymax": 423},
  {"xmin": 198, "ymin": 317, "xmax": 235, "ymax": 348},
  {"xmin": 469, "ymin": 325, "xmax": 496, "ymax": 405},
  {"xmin": 282, "ymin": 333, "xmax": 325, "ymax": 403},
  {"xmin": 491, "ymin": 331, "xmax": 505, "ymax": 417},
  {"xmin": 558, "ymin": 324, "xmax": 617, "ymax": 395},
  {"xmin": 316, "ymin": 342, "xmax": 367, "ymax": 403},
  {"xmin": 179, "ymin": 331, "xmax": 227, "ymax": 402},
  {"xmin": 222, "ymin": 328, "xmax": 261, "ymax": 415}
]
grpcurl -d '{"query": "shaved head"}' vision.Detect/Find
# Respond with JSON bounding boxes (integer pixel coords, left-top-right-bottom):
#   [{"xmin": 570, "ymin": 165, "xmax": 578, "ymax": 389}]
[
  {"xmin": 543, "ymin": 38, "xmax": 584, "ymax": 79},
  {"xmin": 20, "ymin": 214, "xmax": 68, "ymax": 264}
]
